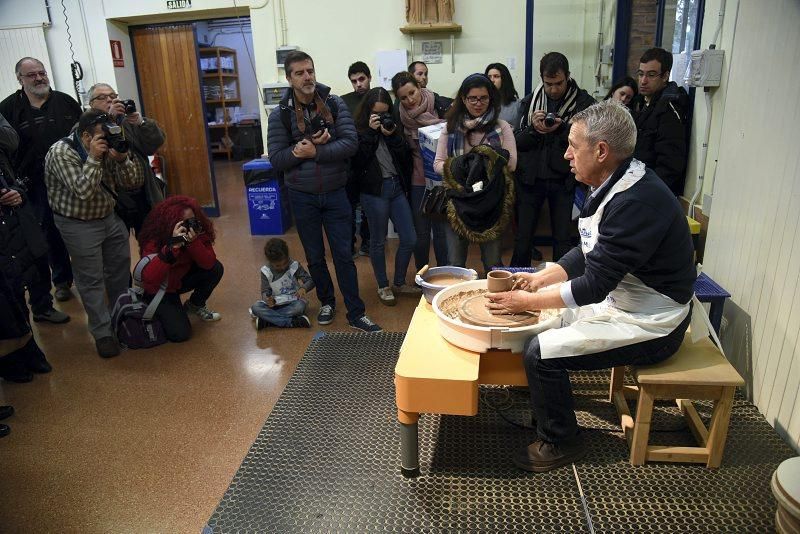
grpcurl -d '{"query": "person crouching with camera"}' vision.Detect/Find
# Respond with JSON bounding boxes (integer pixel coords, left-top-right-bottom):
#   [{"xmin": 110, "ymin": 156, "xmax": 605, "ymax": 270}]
[
  {"xmin": 88, "ymin": 83, "xmax": 166, "ymax": 235},
  {"xmin": 137, "ymin": 195, "xmax": 223, "ymax": 343},
  {"xmin": 44, "ymin": 108, "xmax": 144, "ymax": 358},
  {"xmin": 352, "ymin": 87, "xmax": 420, "ymax": 306}
]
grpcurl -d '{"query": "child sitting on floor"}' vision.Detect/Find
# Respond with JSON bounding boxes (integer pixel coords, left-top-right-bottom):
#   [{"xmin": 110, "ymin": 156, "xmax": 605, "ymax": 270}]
[{"xmin": 250, "ymin": 238, "xmax": 314, "ymax": 329}]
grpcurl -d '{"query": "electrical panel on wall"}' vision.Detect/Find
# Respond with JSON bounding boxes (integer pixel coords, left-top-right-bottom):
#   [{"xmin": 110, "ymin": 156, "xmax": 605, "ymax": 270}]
[
  {"xmin": 276, "ymin": 46, "xmax": 300, "ymax": 68},
  {"xmin": 263, "ymin": 83, "xmax": 290, "ymax": 112},
  {"xmin": 686, "ymin": 49, "xmax": 725, "ymax": 87}
]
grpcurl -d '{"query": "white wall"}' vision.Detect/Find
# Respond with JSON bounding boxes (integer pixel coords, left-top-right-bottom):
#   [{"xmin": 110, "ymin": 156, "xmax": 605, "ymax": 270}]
[
  {"xmin": 105, "ymin": 21, "xmax": 141, "ymax": 111},
  {"xmin": 702, "ymin": 0, "xmax": 800, "ymax": 453},
  {"xmin": 683, "ymin": 0, "xmax": 740, "ymax": 208}
]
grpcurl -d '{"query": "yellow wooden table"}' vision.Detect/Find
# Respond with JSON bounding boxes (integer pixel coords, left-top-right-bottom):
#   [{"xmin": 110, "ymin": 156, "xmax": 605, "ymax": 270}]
[{"xmin": 394, "ymin": 298, "xmax": 528, "ymax": 477}]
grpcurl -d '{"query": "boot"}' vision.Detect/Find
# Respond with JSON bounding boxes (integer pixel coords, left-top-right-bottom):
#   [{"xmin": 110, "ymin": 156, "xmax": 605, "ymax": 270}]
[{"xmin": 21, "ymin": 338, "xmax": 52, "ymax": 374}]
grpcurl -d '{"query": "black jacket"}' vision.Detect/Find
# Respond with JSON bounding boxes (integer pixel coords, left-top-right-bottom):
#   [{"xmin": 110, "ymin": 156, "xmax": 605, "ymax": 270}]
[
  {"xmin": 351, "ymin": 127, "xmax": 412, "ymax": 196},
  {"xmin": 514, "ymin": 83, "xmax": 595, "ymax": 187},
  {"xmin": 631, "ymin": 82, "xmax": 689, "ymax": 196},
  {"xmin": 0, "ymin": 89, "xmax": 82, "ymax": 192},
  {"xmin": 267, "ymin": 83, "xmax": 358, "ymax": 194}
]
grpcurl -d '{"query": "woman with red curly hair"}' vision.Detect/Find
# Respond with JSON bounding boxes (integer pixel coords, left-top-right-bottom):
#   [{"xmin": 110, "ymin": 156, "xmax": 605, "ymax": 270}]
[{"xmin": 137, "ymin": 196, "xmax": 223, "ymax": 342}]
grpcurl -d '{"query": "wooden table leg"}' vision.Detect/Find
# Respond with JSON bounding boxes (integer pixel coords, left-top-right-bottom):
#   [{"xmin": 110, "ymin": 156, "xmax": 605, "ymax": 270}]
[{"xmin": 398, "ymin": 409, "xmax": 421, "ymax": 478}]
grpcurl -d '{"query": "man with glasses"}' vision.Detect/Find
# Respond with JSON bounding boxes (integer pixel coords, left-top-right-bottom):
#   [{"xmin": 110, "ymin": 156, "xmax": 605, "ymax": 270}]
[
  {"xmin": 87, "ymin": 83, "xmax": 166, "ymax": 234},
  {"xmin": 512, "ymin": 52, "xmax": 595, "ymax": 266},
  {"xmin": 631, "ymin": 47, "xmax": 689, "ymax": 196},
  {"xmin": 0, "ymin": 57, "xmax": 80, "ymax": 321},
  {"xmin": 44, "ymin": 109, "xmax": 144, "ymax": 358}
]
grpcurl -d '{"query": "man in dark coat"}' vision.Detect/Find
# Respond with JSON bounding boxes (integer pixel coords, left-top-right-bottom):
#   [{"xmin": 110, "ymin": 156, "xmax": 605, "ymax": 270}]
[
  {"xmin": 267, "ymin": 51, "xmax": 381, "ymax": 333},
  {"xmin": 0, "ymin": 112, "xmax": 52, "ymax": 384},
  {"xmin": 0, "ymin": 57, "xmax": 77, "ymax": 320},
  {"xmin": 631, "ymin": 47, "xmax": 689, "ymax": 196},
  {"xmin": 512, "ymin": 52, "xmax": 596, "ymax": 265}
]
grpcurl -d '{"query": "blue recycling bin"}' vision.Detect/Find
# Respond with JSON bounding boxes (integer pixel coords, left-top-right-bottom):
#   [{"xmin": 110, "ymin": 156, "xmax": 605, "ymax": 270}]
[{"xmin": 243, "ymin": 159, "xmax": 293, "ymax": 235}]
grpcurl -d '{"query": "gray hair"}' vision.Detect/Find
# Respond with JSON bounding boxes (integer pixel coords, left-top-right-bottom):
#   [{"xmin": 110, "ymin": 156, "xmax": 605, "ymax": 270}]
[
  {"xmin": 87, "ymin": 83, "xmax": 115, "ymax": 101},
  {"xmin": 14, "ymin": 57, "xmax": 44, "ymax": 76},
  {"xmin": 571, "ymin": 100, "xmax": 637, "ymax": 158}
]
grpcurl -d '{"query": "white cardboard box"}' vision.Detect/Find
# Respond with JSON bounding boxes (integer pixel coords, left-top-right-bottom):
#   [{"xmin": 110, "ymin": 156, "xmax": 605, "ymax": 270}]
[{"xmin": 418, "ymin": 123, "xmax": 446, "ymax": 188}]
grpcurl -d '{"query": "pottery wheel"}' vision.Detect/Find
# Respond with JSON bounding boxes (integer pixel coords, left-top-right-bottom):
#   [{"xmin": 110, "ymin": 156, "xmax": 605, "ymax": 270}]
[{"xmin": 458, "ymin": 294, "xmax": 540, "ymax": 327}]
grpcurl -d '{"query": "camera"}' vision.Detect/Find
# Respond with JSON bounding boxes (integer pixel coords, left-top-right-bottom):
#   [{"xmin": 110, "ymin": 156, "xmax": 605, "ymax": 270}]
[
  {"xmin": 308, "ymin": 115, "xmax": 329, "ymax": 137},
  {"xmin": 121, "ymin": 99, "xmax": 137, "ymax": 115},
  {"xmin": 377, "ymin": 112, "xmax": 396, "ymax": 131},
  {"xmin": 544, "ymin": 112, "xmax": 558, "ymax": 128},
  {"xmin": 182, "ymin": 217, "xmax": 203, "ymax": 233},
  {"xmin": 100, "ymin": 122, "xmax": 129, "ymax": 153}
]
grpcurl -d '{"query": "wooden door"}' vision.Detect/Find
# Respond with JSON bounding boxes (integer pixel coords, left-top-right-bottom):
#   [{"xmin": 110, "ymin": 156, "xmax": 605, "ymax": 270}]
[{"xmin": 131, "ymin": 24, "xmax": 218, "ymax": 213}]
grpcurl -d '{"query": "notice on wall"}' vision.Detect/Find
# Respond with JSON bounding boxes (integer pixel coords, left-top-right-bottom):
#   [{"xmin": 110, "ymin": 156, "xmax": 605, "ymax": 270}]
[
  {"xmin": 421, "ymin": 41, "xmax": 443, "ymax": 64},
  {"xmin": 110, "ymin": 40, "xmax": 124, "ymax": 68},
  {"xmin": 375, "ymin": 49, "xmax": 408, "ymax": 90},
  {"xmin": 166, "ymin": 0, "xmax": 192, "ymax": 9}
]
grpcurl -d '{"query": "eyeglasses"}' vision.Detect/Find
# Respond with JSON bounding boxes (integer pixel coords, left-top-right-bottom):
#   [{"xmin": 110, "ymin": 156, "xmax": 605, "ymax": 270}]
[
  {"xmin": 20, "ymin": 70, "xmax": 47, "ymax": 80},
  {"xmin": 465, "ymin": 95, "xmax": 490, "ymax": 104},
  {"xmin": 636, "ymin": 70, "xmax": 665, "ymax": 80},
  {"xmin": 90, "ymin": 93, "xmax": 118, "ymax": 102}
]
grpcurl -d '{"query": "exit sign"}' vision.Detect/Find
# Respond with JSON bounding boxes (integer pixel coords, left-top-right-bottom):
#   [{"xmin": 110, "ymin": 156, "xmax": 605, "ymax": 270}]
[{"xmin": 166, "ymin": 0, "xmax": 192, "ymax": 9}]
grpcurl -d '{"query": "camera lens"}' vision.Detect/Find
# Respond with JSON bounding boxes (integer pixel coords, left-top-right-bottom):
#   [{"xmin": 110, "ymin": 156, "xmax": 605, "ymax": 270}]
[{"xmin": 544, "ymin": 113, "xmax": 557, "ymax": 127}]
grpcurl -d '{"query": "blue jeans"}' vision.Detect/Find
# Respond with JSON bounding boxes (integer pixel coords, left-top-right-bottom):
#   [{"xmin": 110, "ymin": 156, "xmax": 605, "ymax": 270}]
[
  {"xmin": 445, "ymin": 225, "xmax": 502, "ymax": 272},
  {"xmin": 251, "ymin": 299, "xmax": 308, "ymax": 327},
  {"xmin": 288, "ymin": 187, "xmax": 365, "ymax": 322},
  {"xmin": 360, "ymin": 178, "xmax": 417, "ymax": 288},
  {"xmin": 410, "ymin": 185, "xmax": 449, "ymax": 270}
]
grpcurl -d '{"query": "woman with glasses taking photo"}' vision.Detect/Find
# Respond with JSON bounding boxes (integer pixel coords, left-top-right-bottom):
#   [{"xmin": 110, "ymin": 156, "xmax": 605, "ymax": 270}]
[{"xmin": 433, "ymin": 73, "xmax": 517, "ymax": 272}]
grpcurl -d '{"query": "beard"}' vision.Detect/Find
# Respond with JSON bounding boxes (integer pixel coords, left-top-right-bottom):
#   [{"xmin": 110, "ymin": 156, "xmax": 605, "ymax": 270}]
[{"xmin": 29, "ymin": 83, "xmax": 50, "ymax": 98}]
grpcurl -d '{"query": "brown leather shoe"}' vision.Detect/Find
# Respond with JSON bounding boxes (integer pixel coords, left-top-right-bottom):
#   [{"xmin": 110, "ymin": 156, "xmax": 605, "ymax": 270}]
[{"xmin": 513, "ymin": 436, "xmax": 588, "ymax": 473}]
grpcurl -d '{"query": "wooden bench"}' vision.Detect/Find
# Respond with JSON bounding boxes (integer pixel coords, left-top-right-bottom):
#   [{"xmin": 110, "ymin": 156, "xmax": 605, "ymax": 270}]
[{"xmin": 609, "ymin": 333, "xmax": 744, "ymax": 468}]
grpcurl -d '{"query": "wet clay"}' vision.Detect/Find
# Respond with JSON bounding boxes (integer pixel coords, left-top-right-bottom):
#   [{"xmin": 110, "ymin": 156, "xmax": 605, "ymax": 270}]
[
  {"xmin": 426, "ymin": 274, "xmax": 469, "ymax": 286},
  {"xmin": 439, "ymin": 289, "xmax": 560, "ymax": 327}
]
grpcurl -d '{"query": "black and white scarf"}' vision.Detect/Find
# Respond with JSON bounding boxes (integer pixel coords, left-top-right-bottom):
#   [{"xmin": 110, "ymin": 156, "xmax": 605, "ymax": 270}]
[{"xmin": 524, "ymin": 78, "xmax": 581, "ymax": 128}]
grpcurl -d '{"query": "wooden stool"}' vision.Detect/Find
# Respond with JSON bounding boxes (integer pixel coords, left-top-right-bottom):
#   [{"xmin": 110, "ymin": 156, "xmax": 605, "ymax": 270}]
[{"xmin": 609, "ymin": 334, "xmax": 744, "ymax": 468}]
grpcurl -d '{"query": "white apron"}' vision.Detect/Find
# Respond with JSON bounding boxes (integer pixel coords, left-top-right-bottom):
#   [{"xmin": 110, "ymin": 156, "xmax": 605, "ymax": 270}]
[{"xmin": 538, "ymin": 160, "xmax": 706, "ymax": 359}]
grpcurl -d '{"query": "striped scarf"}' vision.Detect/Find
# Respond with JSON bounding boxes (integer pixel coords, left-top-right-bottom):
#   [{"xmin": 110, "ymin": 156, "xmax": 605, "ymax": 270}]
[
  {"xmin": 447, "ymin": 109, "xmax": 502, "ymax": 157},
  {"xmin": 523, "ymin": 78, "xmax": 581, "ymax": 129}
]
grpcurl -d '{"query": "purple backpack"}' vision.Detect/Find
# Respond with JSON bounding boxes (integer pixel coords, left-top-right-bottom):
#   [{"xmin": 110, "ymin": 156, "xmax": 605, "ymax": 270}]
[{"xmin": 111, "ymin": 254, "xmax": 168, "ymax": 349}]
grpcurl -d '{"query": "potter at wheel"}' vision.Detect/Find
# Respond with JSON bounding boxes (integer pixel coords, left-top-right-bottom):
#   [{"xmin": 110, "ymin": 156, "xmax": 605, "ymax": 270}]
[{"xmin": 458, "ymin": 292, "xmax": 541, "ymax": 327}]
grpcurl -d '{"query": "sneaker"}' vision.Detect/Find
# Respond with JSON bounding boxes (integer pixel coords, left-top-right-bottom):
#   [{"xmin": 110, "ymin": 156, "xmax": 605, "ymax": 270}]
[
  {"xmin": 358, "ymin": 246, "xmax": 370, "ymax": 257},
  {"xmin": 513, "ymin": 436, "xmax": 587, "ymax": 473},
  {"xmin": 54, "ymin": 283, "xmax": 73, "ymax": 302},
  {"xmin": 249, "ymin": 308, "xmax": 267, "ymax": 330},
  {"xmin": 349, "ymin": 315, "xmax": 382, "ymax": 333},
  {"xmin": 393, "ymin": 284, "xmax": 422, "ymax": 295},
  {"xmin": 377, "ymin": 286, "xmax": 396, "ymax": 306},
  {"xmin": 32, "ymin": 307, "xmax": 70, "ymax": 324},
  {"xmin": 95, "ymin": 336, "xmax": 121, "ymax": 359},
  {"xmin": 186, "ymin": 301, "xmax": 221, "ymax": 321},
  {"xmin": 290, "ymin": 315, "xmax": 311, "ymax": 328},
  {"xmin": 317, "ymin": 304, "xmax": 335, "ymax": 325}
]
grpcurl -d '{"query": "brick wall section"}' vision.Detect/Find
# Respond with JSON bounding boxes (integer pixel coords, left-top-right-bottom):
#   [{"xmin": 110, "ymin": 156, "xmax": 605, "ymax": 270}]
[{"xmin": 627, "ymin": 0, "xmax": 659, "ymax": 77}]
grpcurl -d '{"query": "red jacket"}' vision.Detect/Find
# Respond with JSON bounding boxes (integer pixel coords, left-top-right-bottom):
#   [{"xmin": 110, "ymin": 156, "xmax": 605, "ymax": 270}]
[{"xmin": 139, "ymin": 235, "xmax": 217, "ymax": 294}]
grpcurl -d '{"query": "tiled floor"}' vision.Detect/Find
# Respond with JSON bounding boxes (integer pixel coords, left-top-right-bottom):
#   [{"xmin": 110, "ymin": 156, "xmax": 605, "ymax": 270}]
[{"xmin": 0, "ymin": 160, "xmax": 525, "ymax": 532}]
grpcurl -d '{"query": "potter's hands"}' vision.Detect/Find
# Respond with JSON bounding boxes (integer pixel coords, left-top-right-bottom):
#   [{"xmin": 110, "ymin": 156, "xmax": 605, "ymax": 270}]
[
  {"xmin": 511, "ymin": 272, "xmax": 548, "ymax": 293},
  {"xmin": 485, "ymin": 290, "xmax": 534, "ymax": 315}
]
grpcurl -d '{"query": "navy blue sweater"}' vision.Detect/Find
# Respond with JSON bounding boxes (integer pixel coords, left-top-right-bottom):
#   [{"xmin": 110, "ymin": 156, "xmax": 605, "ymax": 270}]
[{"xmin": 558, "ymin": 161, "xmax": 695, "ymax": 307}]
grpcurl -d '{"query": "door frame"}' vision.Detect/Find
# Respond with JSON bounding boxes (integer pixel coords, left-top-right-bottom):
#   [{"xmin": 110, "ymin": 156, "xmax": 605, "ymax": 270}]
[{"xmin": 128, "ymin": 20, "xmax": 222, "ymax": 217}]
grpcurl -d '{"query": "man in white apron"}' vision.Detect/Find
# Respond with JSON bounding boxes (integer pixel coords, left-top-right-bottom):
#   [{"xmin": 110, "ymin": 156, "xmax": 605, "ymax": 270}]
[{"xmin": 487, "ymin": 101, "xmax": 697, "ymax": 472}]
